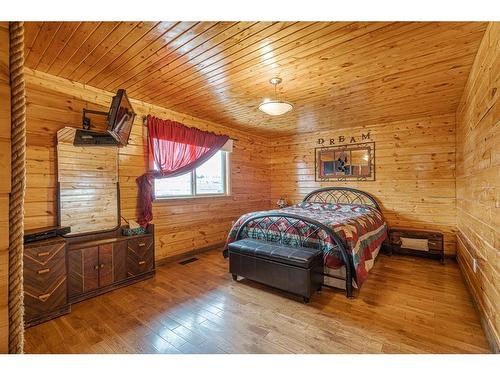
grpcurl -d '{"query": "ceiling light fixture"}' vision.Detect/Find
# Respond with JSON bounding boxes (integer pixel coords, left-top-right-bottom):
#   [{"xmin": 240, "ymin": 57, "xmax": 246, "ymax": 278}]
[{"xmin": 258, "ymin": 77, "xmax": 293, "ymax": 116}]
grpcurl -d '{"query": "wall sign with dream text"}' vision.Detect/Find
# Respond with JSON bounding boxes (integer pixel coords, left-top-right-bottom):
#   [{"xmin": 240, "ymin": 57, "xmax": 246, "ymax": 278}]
[{"xmin": 315, "ymin": 133, "xmax": 375, "ymax": 181}]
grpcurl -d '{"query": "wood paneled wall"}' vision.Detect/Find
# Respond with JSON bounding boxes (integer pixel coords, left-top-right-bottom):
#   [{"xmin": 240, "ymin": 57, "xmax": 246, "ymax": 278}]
[
  {"xmin": 456, "ymin": 22, "xmax": 499, "ymax": 352},
  {"xmin": 269, "ymin": 113, "xmax": 457, "ymax": 254},
  {"xmin": 0, "ymin": 22, "xmax": 11, "ymax": 353},
  {"xmin": 24, "ymin": 68, "xmax": 271, "ymax": 261}
]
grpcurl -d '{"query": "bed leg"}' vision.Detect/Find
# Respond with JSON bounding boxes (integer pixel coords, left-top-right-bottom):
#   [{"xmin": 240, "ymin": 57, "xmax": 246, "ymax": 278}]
[
  {"xmin": 440, "ymin": 255, "xmax": 446, "ymax": 265},
  {"xmin": 232, "ymin": 274, "xmax": 238, "ymax": 281},
  {"xmin": 346, "ymin": 288, "xmax": 353, "ymax": 298},
  {"xmin": 346, "ymin": 279, "xmax": 354, "ymax": 298},
  {"xmin": 303, "ymin": 297, "xmax": 310, "ymax": 304},
  {"xmin": 345, "ymin": 264, "xmax": 354, "ymax": 298}
]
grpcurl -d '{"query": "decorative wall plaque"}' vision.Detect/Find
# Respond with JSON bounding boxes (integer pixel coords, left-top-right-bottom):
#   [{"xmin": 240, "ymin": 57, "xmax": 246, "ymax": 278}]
[{"xmin": 315, "ymin": 142, "xmax": 375, "ymax": 181}]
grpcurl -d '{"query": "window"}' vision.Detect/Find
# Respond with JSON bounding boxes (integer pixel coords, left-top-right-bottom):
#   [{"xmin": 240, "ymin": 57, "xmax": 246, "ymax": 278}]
[{"xmin": 154, "ymin": 151, "xmax": 228, "ymax": 198}]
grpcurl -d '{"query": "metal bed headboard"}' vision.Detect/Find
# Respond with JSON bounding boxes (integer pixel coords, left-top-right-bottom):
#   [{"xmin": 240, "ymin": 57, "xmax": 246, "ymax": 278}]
[{"xmin": 302, "ymin": 187, "xmax": 381, "ymax": 211}]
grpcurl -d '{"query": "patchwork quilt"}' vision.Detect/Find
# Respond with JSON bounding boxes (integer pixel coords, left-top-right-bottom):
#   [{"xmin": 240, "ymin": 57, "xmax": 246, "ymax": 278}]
[{"xmin": 223, "ymin": 202, "xmax": 388, "ymax": 287}]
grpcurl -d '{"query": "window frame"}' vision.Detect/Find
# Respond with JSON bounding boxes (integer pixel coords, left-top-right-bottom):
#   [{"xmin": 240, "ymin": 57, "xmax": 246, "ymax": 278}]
[{"xmin": 153, "ymin": 151, "xmax": 230, "ymax": 200}]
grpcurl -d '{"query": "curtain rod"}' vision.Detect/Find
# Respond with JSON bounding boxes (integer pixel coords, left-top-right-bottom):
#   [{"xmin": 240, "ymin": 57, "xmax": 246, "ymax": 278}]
[{"xmin": 142, "ymin": 115, "xmax": 238, "ymax": 141}]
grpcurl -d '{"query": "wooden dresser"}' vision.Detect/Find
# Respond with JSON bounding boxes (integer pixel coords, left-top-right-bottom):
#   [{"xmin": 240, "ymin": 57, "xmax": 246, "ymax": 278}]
[
  {"xmin": 24, "ymin": 226, "xmax": 155, "ymax": 327},
  {"xmin": 24, "ymin": 237, "xmax": 70, "ymax": 327}
]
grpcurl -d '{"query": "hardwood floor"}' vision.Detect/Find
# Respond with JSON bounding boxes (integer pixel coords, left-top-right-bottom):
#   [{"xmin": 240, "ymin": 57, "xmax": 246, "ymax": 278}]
[{"xmin": 24, "ymin": 250, "xmax": 491, "ymax": 354}]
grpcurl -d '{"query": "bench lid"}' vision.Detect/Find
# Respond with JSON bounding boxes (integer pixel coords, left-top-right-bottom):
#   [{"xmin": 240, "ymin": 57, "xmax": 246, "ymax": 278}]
[{"xmin": 228, "ymin": 238, "xmax": 322, "ymax": 268}]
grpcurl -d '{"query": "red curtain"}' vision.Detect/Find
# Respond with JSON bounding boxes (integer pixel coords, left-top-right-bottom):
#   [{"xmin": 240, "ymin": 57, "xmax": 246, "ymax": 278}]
[{"xmin": 136, "ymin": 115, "xmax": 229, "ymax": 226}]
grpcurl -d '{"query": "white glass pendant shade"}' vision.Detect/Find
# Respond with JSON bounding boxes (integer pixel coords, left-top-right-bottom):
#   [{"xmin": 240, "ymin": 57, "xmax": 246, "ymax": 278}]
[
  {"xmin": 258, "ymin": 99, "xmax": 293, "ymax": 116},
  {"xmin": 258, "ymin": 77, "xmax": 293, "ymax": 116}
]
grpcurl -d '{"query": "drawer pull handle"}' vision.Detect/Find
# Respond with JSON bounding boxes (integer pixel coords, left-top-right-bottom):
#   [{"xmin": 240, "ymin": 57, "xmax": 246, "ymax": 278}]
[
  {"xmin": 138, "ymin": 260, "xmax": 146, "ymax": 265},
  {"xmin": 100, "ymin": 264, "xmax": 105, "ymax": 269},
  {"xmin": 138, "ymin": 242, "xmax": 146, "ymax": 247},
  {"xmin": 37, "ymin": 251, "xmax": 50, "ymax": 257},
  {"xmin": 94, "ymin": 265, "xmax": 99, "ymax": 270},
  {"xmin": 37, "ymin": 268, "xmax": 50, "ymax": 275},
  {"xmin": 38, "ymin": 293, "xmax": 50, "ymax": 302}
]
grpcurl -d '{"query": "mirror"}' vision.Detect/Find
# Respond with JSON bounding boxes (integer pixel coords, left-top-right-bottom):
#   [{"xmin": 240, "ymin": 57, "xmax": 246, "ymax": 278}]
[
  {"xmin": 315, "ymin": 142, "xmax": 375, "ymax": 181},
  {"xmin": 57, "ymin": 127, "xmax": 120, "ymax": 235}
]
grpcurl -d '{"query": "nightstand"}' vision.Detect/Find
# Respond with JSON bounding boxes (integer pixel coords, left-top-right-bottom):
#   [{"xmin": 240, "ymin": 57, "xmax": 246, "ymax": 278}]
[{"xmin": 389, "ymin": 227, "xmax": 445, "ymax": 264}]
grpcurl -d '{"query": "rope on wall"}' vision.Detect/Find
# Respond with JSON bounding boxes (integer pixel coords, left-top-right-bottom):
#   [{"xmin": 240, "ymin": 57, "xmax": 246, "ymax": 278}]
[{"xmin": 8, "ymin": 21, "xmax": 26, "ymax": 354}]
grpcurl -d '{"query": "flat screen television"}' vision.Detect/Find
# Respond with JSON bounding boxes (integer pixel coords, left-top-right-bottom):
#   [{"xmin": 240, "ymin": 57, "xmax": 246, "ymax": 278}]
[{"xmin": 107, "ymin": 89, "xmax": 136, "ymax": 146}]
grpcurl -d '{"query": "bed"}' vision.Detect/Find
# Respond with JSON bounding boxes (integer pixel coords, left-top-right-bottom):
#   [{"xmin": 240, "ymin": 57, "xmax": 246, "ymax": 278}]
[{"xmin": 223, "ymin": 187, "xmax": 388, "ymax": 297}]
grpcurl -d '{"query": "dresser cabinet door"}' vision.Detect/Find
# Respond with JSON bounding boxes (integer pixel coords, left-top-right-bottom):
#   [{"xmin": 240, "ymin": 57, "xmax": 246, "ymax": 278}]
[
  {"xmin": 127, "ymin": 236, "xmax": 154, "ymax": 277},
  {"xmin": 24, "ymin": 240, "xmax": 67, "ymax": 322},
  {"xmin": 98, "ymin": 244, "xmax": 114, "ymax": 287},
  {"xmin": 82, "ymin": 246, "xmax": 100, "ymax": 292},
  {"xmin": 68, "ymin": 245, "xmax": 100, "ymax": 297},
  {"xmin": 112, "ymin": 241, "xmax": 127, "ymax": 282},
  {"xmin": 68, "ymin": 242, "xmax": 130, "ymax": 298}
]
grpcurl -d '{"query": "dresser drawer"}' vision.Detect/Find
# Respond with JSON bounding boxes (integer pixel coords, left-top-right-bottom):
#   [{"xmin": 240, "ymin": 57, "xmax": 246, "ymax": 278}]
[
  {"xmin": 23, "ymin": 240, "xmax": 68, "ymax": 322},
  {"xmin": 24, "ymin": 277, "xmax": 67, "ymax": 320},
  {"xmin": 128, "ymin": 236, "xmax": 153, "ymax": 255},
  {"xmin": 24, "ymin": 249, "xmax": 66, "ymax": 289},
  {"xmin": 127, "ymin": 236, "xmax": 154, "ymax": 277},
  {"xmin": 24, "ymin": 240, "xmax": 66, "ymax": 262}
]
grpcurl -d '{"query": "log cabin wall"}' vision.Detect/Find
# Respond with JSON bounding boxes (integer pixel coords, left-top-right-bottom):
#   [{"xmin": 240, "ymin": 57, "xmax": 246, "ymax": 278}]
[
  {"xmin": 456, "ymin": 22, "xmax": 499, "ymax": 352},
  {"xmin": 0, "ymin": 22, "xmax": 11, "ymax": 353},
  {"xmin": 23, "ymin": 68, "xmax": 272, "ymax": 261},
  {"xmin": 269, "ymin": 113, "xmax": 457, "ymax": 254}
]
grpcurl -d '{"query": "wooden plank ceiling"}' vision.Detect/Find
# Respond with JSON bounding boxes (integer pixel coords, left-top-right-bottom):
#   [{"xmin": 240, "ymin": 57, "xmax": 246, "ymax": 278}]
[{"xmin": 24, "ymin": 22, "xmax": 487, "ymax": 136}]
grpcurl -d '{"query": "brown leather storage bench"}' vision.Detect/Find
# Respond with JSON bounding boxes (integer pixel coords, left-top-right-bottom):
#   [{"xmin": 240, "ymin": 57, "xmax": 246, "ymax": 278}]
[{"xmin": 228, "ymin": 238, "xmax": 324, "ymax": 303}]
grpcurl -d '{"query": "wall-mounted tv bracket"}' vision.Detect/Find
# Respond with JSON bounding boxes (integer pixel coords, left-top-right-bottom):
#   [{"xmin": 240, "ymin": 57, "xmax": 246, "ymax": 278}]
[{"xmin": 82, "ymin": 108, "xmax": 109, "ymax": 130}]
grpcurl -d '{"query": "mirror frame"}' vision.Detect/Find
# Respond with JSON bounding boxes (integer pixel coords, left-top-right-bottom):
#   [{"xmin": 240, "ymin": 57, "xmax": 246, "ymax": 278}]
[{"xmin": 314, "ymin": 141, "xmax": 375, "ymax": 182}]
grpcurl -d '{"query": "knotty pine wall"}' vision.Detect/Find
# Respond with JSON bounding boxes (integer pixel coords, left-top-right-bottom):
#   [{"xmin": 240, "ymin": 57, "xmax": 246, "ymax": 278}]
[
  {"xmin": 0, "ymin": 22, "xmax": 10, "ymax": 353},
  {"xmin": 24, "ymin": 68, "xmax": 271, "ymax": 261},
  {"xmin": 269, "ymin": 113, "xmax": 457, "ymax": 254},
  {"xmin": 456, "ymin": 22, "xmax": 499, "ymax": 352}
]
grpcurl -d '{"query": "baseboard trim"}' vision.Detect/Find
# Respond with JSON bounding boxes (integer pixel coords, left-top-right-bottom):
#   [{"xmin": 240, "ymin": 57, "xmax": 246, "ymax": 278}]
[
  {"xmin": 456, "ymin": 237, "xmax": 499, "ymax": 353},
  {"xmin": 155, "ymin": 242, "xmax": 225, "ymax": 267}
]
